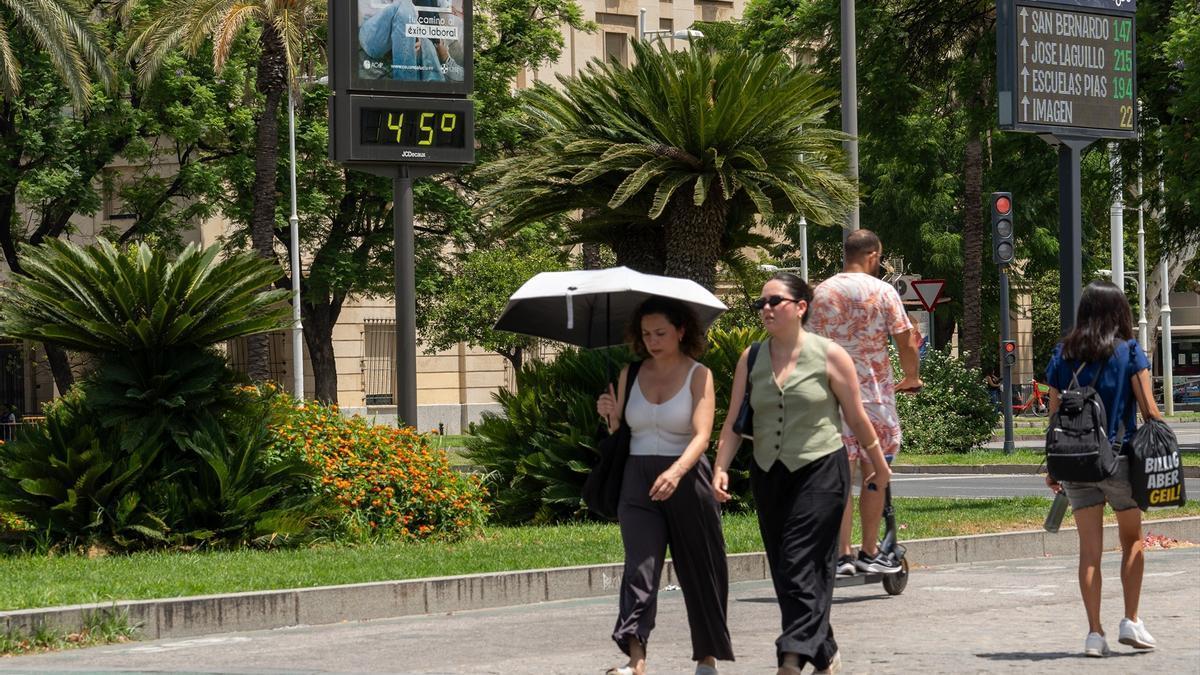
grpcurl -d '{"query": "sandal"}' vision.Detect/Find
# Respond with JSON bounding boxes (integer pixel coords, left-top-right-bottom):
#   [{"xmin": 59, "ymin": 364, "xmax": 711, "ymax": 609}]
[{"xmin": 605, "ymin": 667, "xmax": 635, "ymax": 675}]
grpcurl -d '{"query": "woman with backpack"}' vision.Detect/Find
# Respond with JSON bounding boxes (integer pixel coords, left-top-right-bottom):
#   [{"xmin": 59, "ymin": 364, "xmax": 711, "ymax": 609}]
[{"xmin": 1044, "ymin": 280, "xmax": 1163, "ymax": 657}]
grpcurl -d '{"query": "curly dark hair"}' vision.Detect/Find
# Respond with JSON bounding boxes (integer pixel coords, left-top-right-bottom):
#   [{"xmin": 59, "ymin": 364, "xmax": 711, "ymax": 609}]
[{"xmin": 626, "ymin": 296, "xmax": 706, "ymax": 359}]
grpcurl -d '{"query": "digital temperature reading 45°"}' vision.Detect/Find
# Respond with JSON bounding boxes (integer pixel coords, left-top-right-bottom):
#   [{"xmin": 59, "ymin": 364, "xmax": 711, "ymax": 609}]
[{"xmin": 361, "ymin": 107, "xmax": 466, "ymax": 149}]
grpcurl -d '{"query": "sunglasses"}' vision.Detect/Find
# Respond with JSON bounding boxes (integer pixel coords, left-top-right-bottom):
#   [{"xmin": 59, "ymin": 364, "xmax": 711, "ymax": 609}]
[{"xmin": 752, "ymin": 295, "xmax": 800, "ymax": 311}]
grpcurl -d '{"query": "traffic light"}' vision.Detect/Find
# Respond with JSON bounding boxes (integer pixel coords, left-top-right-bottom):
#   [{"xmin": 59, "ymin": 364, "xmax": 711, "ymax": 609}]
[
  {"xmin": 991, "ymin": 192, "xmax": 1015, "ymax": 265},
  {"xmin": 1002, "ymin": 340, "xmax": 1017, "ymax": 367}
]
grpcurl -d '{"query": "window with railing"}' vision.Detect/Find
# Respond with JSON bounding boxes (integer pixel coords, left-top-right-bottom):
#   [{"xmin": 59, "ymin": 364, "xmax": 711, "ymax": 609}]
[
  {"xmin": 363, "ymin": 319, "xmax": 396, "ymax": 405},
  {"xmin": 226, "ymin": 332, "xmax": 288, "ymax": 384}
]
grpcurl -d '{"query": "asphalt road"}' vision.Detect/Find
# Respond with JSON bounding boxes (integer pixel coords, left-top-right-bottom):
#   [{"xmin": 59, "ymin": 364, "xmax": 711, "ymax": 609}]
[
  {"xmin": 3, "ymin": 548, "xmax": 1197, "ymax": 673},
  {"xmin": 890, "ymin": 473, "xmax": 1200, "ymax": 499}
]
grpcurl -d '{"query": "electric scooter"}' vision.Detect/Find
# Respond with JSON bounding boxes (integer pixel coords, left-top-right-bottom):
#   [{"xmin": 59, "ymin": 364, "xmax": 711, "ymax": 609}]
[{"xmin": 834, "ymin": 483, "xmax": 909, "ymax": 596}]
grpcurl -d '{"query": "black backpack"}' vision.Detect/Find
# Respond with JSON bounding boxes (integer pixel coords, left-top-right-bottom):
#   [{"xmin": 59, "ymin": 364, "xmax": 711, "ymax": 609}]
[{"xmin": 1045, "ymin": 360, "xmax": 1119, "ymax": 483}]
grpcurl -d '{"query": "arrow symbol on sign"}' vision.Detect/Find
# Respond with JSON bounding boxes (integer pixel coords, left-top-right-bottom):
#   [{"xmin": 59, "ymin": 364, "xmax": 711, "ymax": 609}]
[
  {"xmin": 1021, "ymin": 66, "xmax": 1028, "ymax": 91},
  {"xmin": 1020, "ymin": 37, "xmax": 1028, "ymax": 62},
  {"xmin": 1022, "ymin": 95, "xmax": 1029, "ymax": 119},
  {"xmin": 1020, "ymin": 6, "xmax": 1028, "ymax": 33}
]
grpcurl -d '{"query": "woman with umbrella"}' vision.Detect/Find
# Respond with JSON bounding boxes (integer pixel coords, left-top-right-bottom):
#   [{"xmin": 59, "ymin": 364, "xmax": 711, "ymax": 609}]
[
  {"xmin": 596, "ymin": 296, "xmax": 733, "ymax": 675},
  {"xmin": 712, "ymin": 272, "xmax": 892, "ymax": 674}
]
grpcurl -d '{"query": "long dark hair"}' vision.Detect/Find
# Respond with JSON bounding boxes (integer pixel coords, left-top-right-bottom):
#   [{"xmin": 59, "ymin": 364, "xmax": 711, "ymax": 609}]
[
  {"xmin": 626, "ymin": 296, "xmax": 706, "ymax": 358},
  {"xmin": 1061, "ymin": 281, "xmax": 1134, "ymax": 362}
]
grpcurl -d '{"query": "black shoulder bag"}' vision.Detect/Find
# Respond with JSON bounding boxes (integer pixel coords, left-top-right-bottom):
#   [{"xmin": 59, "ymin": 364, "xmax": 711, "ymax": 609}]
[
  {"xmin": 582, "ymin": 360, "xmax": 643, "ymax": 520},
  {"xmin": 731, "ymin": 342, "xmax": 763, "ymax": 440}
]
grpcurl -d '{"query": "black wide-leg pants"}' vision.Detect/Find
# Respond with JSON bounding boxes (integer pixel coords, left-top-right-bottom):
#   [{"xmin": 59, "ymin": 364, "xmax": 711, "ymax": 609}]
[
  {"xmin": 751, "ymin": 450, "xmax": 849, "ymax": 669},
  {"xmin": 613, "ymin": 454, "xmax": 734, "ymax": 662}
]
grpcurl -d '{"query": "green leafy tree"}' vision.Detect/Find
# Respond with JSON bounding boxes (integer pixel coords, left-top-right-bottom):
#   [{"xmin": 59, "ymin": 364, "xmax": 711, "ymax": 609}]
[
  {"xmin": 127, "ymin": 0, "xmax": 324, "ymax": 381},
  {"xmin": 0, "ymin": 8, "xmax": 247, "ymax": 394},
  {"xmin": 421, "ymin": 235, "xmax": 568, "ymax": 372},
  {"xmin": 480, "ymin": 40, "xmax": 856, "ymax": 289},
  {"xmin": 0, "ymin": 0, "xmax": 115, "ymax": 109},
  {"xmin": 232, "ymin": 0, "xmax": 592, "ymax": 403}
]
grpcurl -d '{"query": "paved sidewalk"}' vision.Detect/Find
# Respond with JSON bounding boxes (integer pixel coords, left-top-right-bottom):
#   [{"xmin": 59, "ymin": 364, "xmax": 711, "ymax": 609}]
[{"xmin": 3, "ymin": 548, "xmax": 1197, "ymax": 673}]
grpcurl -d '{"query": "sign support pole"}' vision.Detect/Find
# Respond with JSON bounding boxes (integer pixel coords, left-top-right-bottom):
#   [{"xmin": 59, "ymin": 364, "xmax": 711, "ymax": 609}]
[
  {"xmin": 1000, "ymin": 267, "xmax": 1015, "ymax": 454},
  {"xmin": 395, "ymin": 165, "xmax": 418, "ymax": 428},
  {"xmin": 1056, "ymin": 137, "xmax": 1093, "ymax": 336},
  {"xmin": 927, "ymin": 309, "xmax": 935, "ymax": 352}
]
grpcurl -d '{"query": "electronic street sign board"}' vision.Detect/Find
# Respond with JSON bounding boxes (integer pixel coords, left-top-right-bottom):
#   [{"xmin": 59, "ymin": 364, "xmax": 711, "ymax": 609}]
[
  {"xmin": 997, "ymin": 0, "xmax": 1136, "ymax": 139},
  {"xmin": 330, "ymin": 94, "xmax": 475, "ymax": 166},
  {"xmin": 330, "ymin": 0, "xmax": 474, "ymax": 96}
]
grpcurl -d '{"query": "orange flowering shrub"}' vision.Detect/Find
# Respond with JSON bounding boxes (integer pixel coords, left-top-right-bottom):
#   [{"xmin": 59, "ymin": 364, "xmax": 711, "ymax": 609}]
[
  {"xmin": 262, "ymin": 389, "xmax": 488, "ymax": 542},
  {"xmin": 0, "ymin": 510, "xmax": 28, "ymax": 536}
]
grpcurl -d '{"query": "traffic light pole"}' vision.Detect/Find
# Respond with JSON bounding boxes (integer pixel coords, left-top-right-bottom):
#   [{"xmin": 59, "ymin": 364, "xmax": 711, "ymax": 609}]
[{"xmin": 1000, "ymin": 266, "xmax": 1015, "ymax": 454}]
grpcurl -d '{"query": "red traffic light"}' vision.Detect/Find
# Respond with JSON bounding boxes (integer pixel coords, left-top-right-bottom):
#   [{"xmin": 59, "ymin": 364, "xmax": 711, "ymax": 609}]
[
  {"xmin": 994, "ymin": 195, "xmax": 1012, "ymax": 215},
  {"xmin": 1004, "ymin": 342, "xmax": 1016, "ymax": 353}
]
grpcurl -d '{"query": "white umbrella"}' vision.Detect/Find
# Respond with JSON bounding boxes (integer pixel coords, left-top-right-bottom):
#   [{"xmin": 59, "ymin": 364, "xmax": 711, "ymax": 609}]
[{"xmin": 494, "ymin": 266, "xmax": 727, "ymax": 348}]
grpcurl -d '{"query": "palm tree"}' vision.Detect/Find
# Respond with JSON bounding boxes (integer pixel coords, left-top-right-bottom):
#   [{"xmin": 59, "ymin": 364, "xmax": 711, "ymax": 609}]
[
  {"xmin": 126, "ymin": 0, "xmax": 321, "ymax": 380},
  {"xmin": 481, "ymin": 40, "xmax": 856, "ymax": 289},
  {"xmin": 0, "ymin": 0, "xmax": 115, "ymax": 110}
]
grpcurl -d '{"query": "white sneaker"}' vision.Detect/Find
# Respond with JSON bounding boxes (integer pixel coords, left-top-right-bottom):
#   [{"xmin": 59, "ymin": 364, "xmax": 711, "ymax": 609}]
[
  {"xmin": 1084, "ymin": 632, "xmax": 1110, "ymax": 657},
  {"xmin": 1118, "ymin": 617, "xmax": 1156, "ymax": 649}
]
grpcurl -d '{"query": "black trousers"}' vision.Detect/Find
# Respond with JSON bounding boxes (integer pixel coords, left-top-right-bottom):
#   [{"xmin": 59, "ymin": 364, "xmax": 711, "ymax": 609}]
[
  {"xmin": 751, "ymin": 450, "xmax": 850, "ymax": 669},
  {"xmin": 613, "ymin": 454, "xmax": 734, "ymax": 662}
]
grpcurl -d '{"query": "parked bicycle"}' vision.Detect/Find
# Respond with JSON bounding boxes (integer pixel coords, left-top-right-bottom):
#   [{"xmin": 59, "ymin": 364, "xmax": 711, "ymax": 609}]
[{"xmin": 1012, "ymin": 378, "xmax": 1050, "ymax": 417}]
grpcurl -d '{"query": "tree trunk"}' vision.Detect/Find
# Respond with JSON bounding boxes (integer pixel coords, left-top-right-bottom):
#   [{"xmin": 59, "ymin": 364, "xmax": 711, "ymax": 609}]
[
  {"xmin": 610, "ymin": 223, "xmax": 666, "ymax": 275},
  {"xmin": 961, "ymin": 135, "xmax": 984, "ymax": 369},
  {"xmin": 581, "ymin": 243, "xmax": 602, "ymax": 270},
  {"xmin": 303, "ymin": 302, "xmax": 340, "ymax": 405},
  {"xmin": 45, "ymin": 345, "xmax": 75, "ymax": 394},
  {"xmin": 663, "ymin": 188, "xmax": 728, "ymax": 290},
  {"xmin": 246, "ymin": 26, "xmax": 290, "ymax": 383},
  {"xmin": 1145, "ymin": 238, "xmax": 1199, "ymax": 365}
]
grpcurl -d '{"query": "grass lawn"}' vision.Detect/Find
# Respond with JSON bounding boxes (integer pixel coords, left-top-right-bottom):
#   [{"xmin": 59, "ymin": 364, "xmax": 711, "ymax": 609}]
[{"xmin": 1, "ymin": 497, "xmax": 1198, "ymax": 612}]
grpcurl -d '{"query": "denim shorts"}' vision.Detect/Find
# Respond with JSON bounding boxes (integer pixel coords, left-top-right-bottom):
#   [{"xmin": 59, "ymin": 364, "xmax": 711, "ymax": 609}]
[{"xmin": 1061, "ymin": 456, "xmax": 1139, "ymax": 512}]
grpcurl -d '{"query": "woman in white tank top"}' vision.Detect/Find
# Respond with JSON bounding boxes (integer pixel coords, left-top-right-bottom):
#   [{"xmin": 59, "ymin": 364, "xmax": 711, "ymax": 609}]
[{"xmin": 595, "ymin": 297, "xmax": 733, "ymax": 675}]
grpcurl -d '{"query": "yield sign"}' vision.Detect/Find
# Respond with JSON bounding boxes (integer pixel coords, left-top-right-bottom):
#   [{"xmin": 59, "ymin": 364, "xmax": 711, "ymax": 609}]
[{"xmin": 911, "ymin": 279, "xmax": 946, "ymax": 313}]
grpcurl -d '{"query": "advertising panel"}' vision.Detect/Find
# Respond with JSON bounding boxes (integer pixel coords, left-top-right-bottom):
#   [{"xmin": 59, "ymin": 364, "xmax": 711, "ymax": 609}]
[{"xmin": 334, "ymin": 0, "xmax": 473, "ymax": 96}]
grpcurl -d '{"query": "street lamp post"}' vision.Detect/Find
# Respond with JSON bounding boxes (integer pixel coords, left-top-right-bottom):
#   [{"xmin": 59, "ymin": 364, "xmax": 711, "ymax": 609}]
[
  {"xmin": 287, "ymin": 89, "xmax": 304, "ymax": 400},
  {"xmin": 841, "ymin": 0, "xmax": 859, "ymax": 239},
  {"xmin": 638, "ymin": 8, "xmax": 703, "ymax": 44},
  {"xmin": 798, "ymin": 215, "xmax": 808, "ymax": 281}
]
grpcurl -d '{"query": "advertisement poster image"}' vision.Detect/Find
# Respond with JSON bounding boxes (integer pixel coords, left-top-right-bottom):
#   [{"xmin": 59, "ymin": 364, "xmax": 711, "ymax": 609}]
[{"xmin": 357, "ymin": 0, "xmax": 466, "ymax": 83}]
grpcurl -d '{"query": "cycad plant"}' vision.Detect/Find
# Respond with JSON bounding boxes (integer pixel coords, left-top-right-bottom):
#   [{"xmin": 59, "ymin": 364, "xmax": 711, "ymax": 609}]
[
  {"xmin": 481, "ymin": 40, "xmax": 856, "ymax": 289},
  {"xmin": 0, "ymin": 239, "xmax": 314, "ymax": 550}
]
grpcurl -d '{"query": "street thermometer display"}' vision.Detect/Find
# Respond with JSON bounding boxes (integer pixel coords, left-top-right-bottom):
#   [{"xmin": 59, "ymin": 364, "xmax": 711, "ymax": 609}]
[
  {"xmin": 331, "ymin": 95, "xmax": 474, "ymax": 165},
  {"xmin": 997, "ymin": 0, "xmax": 1137, "ymax": 139},
  {"xmin": 360, "ymin": 107, "xmax": 467, "ymax": 149}
]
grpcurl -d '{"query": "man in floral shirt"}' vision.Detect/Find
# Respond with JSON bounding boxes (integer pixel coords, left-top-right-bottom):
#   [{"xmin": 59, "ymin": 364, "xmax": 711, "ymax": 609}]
[{"xmin": 809, "ymin": 229, "xmax": 923, "ymax": 576}]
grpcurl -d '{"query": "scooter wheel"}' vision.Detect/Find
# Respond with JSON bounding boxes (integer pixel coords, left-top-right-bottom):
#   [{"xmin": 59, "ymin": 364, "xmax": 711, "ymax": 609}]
[{"xmin": 882, "ymin": 557, "xmax": 909, "ymax": 596}]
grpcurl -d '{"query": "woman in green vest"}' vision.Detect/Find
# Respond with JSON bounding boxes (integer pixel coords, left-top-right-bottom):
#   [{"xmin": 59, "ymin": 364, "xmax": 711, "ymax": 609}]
[{"xmin": 712, "ymin": 272, "xmax": 893, "ymax": 675}]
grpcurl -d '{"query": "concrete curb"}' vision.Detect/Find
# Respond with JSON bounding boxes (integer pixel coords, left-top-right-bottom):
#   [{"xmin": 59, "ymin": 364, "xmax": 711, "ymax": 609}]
[
  {"xmin": 3, "ymin": 517, "xmax": 1197, "ymax": 641},
  {"xmin": 891, "ymin": 464, "xmax": 1200, "ymax": 478}
]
